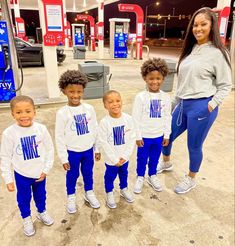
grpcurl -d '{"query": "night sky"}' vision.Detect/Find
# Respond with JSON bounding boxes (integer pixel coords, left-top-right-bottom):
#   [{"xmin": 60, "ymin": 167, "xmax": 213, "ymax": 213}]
[{"xmin": 19, "ymin": 0, "xmax": 234, "ymax": 40}]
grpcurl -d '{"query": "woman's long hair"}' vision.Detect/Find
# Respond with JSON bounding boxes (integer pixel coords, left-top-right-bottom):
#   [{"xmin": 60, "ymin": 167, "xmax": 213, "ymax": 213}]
[{"xmin": 177, "ymin": 7, "xmax": 231, "ymax": 73}]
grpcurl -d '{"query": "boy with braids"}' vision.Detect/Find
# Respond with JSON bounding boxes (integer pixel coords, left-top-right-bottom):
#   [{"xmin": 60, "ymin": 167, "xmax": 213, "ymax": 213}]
[
  {"xmin": 55, "ymin": 70, "xmax": 100, "ymax": 213},
  {"xmin": 132, "ymin": 58, "xmax": 172, "ymax": 194}
]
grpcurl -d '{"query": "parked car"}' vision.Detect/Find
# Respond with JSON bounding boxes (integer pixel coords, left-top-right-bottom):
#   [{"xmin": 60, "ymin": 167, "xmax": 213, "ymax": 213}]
[{"xmin": 15, "ymin": 37, "xmax": 66, "ymax": 66}]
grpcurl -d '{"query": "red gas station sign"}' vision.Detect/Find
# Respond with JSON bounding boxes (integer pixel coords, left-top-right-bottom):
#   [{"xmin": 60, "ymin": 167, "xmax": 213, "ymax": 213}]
[
  {"xmin": 212, "ymin": 6, "xmax": 230, "ymax": 44},
  {"xmin": 15, "ymin": 17, "xmax": 26, "ymax": 39},
  {"xmin": 118, "ymin": 4, "xmax": 144, "ymax": 59},
  {"xmin": 42, "ymin": 0, "xmax": 65, "ymax": 46},
  {"xmin": 217, "ymin": 7, "xmax": 230, "ymax": 44},
  {"xmin": 96, "ymin": 21, "xmax": 104, "ymax": 41}
]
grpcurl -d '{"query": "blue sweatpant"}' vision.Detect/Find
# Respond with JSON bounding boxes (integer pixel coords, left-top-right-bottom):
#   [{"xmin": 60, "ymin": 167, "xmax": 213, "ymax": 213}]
[
  {"xmin": 14, "ymin": 171, "xmax": 46, "ymax": 219},
  {"xmin": 104, "ymin": 162, "xmax": 128, "ymax": 193},
  {"xmin": 136, "ymin": 136, "xmax": 163, "ymax": 177},
  {"xmin": 162, "ymin": 97, "xmax": 218, "ymax": 172},
  {"xmin": 66, "ymin": 148, "xmax": 94, "ymax": 195}
]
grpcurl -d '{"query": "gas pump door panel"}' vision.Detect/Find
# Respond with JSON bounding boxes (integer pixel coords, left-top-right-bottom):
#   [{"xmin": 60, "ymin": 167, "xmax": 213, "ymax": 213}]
[{"xmin": 114, "ymin": 33, "xmax": 128, "ymax": 58}]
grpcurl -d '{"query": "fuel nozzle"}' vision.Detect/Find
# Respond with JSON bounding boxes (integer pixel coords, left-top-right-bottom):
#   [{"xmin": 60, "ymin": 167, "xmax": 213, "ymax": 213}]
[{"xmin": 2, "ymin": 43, "xmax": 11, "ymax": 71}]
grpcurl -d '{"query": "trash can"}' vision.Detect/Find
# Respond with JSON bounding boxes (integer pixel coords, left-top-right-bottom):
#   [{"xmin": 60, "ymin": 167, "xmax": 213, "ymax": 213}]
[
  {"xmin": 78, "ymin": 61, "xmax": 110, "ymax": 99},
  {"xmin": 161, "ymin": 59, "xmax": 177, "ymax": 92},
  {"xmin": 73, "ymin": 45, "xmax": 86, "ymax": 59}
]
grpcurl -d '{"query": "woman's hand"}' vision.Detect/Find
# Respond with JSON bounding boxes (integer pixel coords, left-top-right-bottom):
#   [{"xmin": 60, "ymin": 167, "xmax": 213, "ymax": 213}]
[{"xmin": 208, "ymin": 104, "xmax": 213, "ymax": 112}]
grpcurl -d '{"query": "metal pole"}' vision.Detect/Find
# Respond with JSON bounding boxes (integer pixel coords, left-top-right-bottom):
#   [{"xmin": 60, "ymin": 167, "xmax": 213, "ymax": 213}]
[
  {"xmin": 1, "ymin": 0, "xmax": 20, "ymax": 93},
  {"xmin": 163, "ymin": 19, "xmax": 166, "ymax": 38}
]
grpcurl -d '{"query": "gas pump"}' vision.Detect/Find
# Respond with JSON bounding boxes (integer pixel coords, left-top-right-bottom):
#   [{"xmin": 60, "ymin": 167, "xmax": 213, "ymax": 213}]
[
  {"xmin": 72, "ymin": 23, "xmax": 86, "ymax": 59},
  {"xmin": 118, "ymin": 4, "xmax": 144, "ymax": 60},
  {"xmin": 72, "ymin": 23, "xmax": 85, "ymax": 46},
  {"xmin": 109, "ymin": 18, "xmax": 130, "ymax": 58},
  {"xmin": 76, "ymin": 15, "xmax": 96, "ymax": 52},
  {"xmin": 0, "ymin": 20, "xmax": 16, "ymax": 102}
]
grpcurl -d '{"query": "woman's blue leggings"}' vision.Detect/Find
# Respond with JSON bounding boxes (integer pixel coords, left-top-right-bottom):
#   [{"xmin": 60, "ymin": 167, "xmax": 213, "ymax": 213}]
[{"xmin": 162, "ymin": 97, "xmax": 218, "ymax": 172}]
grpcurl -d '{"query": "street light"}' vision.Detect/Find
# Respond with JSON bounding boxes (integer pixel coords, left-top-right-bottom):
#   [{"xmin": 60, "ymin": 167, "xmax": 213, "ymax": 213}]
[{"xmin": 145, "ymin": 1, "xmax": 160, "ymax": 40}]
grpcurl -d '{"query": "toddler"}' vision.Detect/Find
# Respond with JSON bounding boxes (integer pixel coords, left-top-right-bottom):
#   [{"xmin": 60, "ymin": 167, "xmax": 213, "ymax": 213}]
[{"xmin": 0, "ymin": 95, "xmax": 54, "ymax": 236}]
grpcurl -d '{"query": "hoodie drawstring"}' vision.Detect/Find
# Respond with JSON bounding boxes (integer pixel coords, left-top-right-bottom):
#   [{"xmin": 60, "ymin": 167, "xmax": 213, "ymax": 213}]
[{"xmin": 176, "ymin": 100, "xmax": 183, "ymax": 126}]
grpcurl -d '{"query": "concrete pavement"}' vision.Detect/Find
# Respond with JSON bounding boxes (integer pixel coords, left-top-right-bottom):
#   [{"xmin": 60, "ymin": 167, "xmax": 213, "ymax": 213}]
[{"xmin": 0, "ymin": 47, "xmax": 234, "ymax": 246}]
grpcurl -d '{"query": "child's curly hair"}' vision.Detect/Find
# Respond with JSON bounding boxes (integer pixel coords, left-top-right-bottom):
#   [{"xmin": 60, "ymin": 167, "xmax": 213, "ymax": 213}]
[
  {"xmin": 58, "ymin": 70, "xmax": 88, "ymax": 90},
  {"xmin": 141, "ymin": 58, "xmax": 169, "ymax": 78}
]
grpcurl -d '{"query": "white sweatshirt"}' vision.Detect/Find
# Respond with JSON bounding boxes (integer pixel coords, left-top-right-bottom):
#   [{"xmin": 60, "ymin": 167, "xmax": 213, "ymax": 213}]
[
  {"xmin": 55, "ymin": 103, "xmax": 99, "ymax": 164},
  {"xmin": 132, "ymin": 90, "xmax": 172, "ymax": 140},
  {"xmin": 0, "ymin": 122, "xmax": 54, "ymax": 184},
  {"xmin": 172, "ymin": 42, "xmax": 232, "ymax": 110},
  {"xmin": 98, "ymin": 113, "xmax": 136, "ymax": 166}
]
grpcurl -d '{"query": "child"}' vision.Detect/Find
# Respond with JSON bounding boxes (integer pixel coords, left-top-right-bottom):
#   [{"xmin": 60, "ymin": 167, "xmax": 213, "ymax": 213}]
[
  {"xmin": 99, "ymin": 90, "xmax": 135, "ymax": 209},
  {"xmin": 55, "ymin": 70, "xmax": 100, "ymax": 213},
  {"xmin": 132, "ymin": 58, "xmax": 172, "ymax": 194},
  {"xmin": 0, "ymin": 95, "xmax": 54, "ymax": 237}
]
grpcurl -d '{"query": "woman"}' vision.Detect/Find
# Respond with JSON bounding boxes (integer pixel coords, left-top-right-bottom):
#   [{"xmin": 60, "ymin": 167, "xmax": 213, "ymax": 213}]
[{"xmin": 157, "ymin": 7, "xmax": 232, "ymax": 194}]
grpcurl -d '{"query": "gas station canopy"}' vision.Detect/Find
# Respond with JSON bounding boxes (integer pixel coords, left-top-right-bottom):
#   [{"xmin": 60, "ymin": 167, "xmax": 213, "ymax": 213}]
[{"xmin": 12, "ymin": 0, "xmax": 119, "ymax": 12}]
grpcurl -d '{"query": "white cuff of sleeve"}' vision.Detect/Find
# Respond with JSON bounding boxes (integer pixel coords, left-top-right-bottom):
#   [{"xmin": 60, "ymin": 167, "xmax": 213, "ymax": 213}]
[
  {"xmin": 208, "ymin": 100, "xmax": 218, "ymax": 110},
  {"xmin": 163, "ymin": 134, "xmax": 170, "ymax": 139}
]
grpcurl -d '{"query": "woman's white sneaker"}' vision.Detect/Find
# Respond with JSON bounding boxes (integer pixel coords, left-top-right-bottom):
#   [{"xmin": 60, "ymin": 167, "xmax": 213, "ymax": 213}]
[
  {"xmin": 157, "ymin": 161, "xmax": 173, "ymax": 174},
  {"xmin": 23, "ymin": 216, "xmax": 35, "ymax": 237},
  {"xmin": 174, "ymin": 175, "xmax": 196, "ymax": 194}
]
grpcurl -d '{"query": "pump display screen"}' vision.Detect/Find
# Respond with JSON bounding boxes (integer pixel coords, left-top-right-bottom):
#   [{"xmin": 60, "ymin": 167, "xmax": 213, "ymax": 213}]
[
  {"xmin": 74, "ymin": 28, "xmax": 85, "ymax": 46},
  {"xmin": 114, "ymin": 33, "xmax": 128, "ymax": 58},
  {"xmin": 115, "ymin": 25, "xmax": 123, "ymax": 34}
]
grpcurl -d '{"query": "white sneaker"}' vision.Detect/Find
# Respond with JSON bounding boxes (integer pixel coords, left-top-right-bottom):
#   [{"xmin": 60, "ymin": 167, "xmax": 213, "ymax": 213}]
[
  {"xmin": 84, "ymin": 190, "xmax": 100, "ymax": 209},
  {"xmin": 133, "ymin": 176, "xmax": 144, "ymax": 194},
  {"xmin": 174, "ymin": 175, "xmax": 196, "ymax": 194},
  {"xmin": 67, "ymin": 194, "xmax": 77, "ymax": 214},
  {"xmin": 157, "ymin": 160, "xmax": 173, "ymax": 174},
  {"xmin": 147, "ymin": 175, "xmax": 163, "ymax": 192},
  {"xmin": 120, "ymin": 188, "xmax": 135, "ymax": 203},
  {"xmin": 23, "ymin": 216, "xmax": 35, "ymax": 237},
  {"xmin": 106, "ymin": 191, "xmax": 117, "ymax": 209},
  {"xmin": 36, "ymin": 211, "xmax": 54, "ymax": 226}
]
